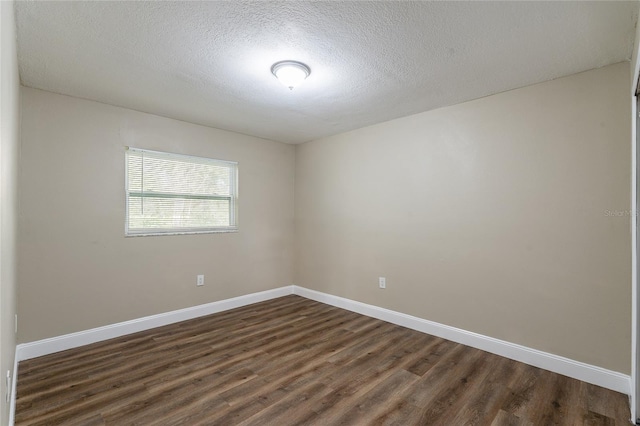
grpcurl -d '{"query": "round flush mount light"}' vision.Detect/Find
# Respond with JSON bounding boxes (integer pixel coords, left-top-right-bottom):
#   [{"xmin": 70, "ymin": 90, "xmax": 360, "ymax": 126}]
[{"xmin": 271, "ymin": 60, "xmax": 311, "ymax": 90}]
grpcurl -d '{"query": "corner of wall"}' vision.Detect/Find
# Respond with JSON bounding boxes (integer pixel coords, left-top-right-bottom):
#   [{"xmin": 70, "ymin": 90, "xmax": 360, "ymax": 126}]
[{"xmin": 1, "ymin": 0, "xmax": 20, "ymax": 423}]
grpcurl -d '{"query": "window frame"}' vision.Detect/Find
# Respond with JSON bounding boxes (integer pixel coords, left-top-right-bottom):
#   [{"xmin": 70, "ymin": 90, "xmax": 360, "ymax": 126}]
[{"xmin": 125, "ymin": 147, "xmax": 238, "ymax": 237}]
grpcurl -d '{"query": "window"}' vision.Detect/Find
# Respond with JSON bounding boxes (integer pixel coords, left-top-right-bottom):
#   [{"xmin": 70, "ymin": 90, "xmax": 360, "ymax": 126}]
[{"xmin": 125, "ymin": 147, "xmax": 238, "ymax": 236}]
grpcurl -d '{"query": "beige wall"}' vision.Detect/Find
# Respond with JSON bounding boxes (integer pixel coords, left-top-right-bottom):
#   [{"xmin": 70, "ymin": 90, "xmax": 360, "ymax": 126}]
[
  {"xmin": 18, "ymin": 87, "xmax": 295, "ymax": 343},
  {"xmin": 1, "ymin": 0, "xmax": 20, "ymax": 423},
  {"xmin": 295, "ymin": 62, "xmax": 632, "ymax": 374}
]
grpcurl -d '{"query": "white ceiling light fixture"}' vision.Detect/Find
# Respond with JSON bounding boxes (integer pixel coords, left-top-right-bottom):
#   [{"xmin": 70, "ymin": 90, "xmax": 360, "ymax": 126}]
[{"xmin": 271, "ymin": 60, "xmax": 311, "ymax": 90}]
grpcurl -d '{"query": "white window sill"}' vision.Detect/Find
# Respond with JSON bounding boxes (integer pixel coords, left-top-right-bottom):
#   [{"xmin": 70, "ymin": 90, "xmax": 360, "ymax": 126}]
[{"xmin": 125, "ymin": 228, "xmax": 238, "ymax": 237}]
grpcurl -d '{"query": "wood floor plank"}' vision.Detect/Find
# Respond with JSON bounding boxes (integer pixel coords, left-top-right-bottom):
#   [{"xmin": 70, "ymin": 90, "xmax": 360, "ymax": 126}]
[
  {"xmin": 237, "ymin": 381, "xmax": 333, "ymax": 426},
  {"xmin": 501, "ymin": 362, "xmax": 543, "ymax": 418},
  {"xmin": 491, "ymin": 409, "xmax": 533, "ymax": 426},
  {"xmin": 328, "ymin": 369, "xmax": 420, "ymax": 425},
  {"xmin": 413, "ymin": 348, "xmax": 494, "ymax": 424},
  {"xmin": 444, "ymin": 355, "xmax": 518, "ymax": 425},
  {"xmin": 15, "ymin": 295, "xmax": 631, "ymax": 425}
]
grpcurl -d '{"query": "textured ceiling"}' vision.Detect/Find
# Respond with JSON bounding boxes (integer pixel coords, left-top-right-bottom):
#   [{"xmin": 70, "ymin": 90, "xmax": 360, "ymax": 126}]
[{"xmin": 15, "ymin": 1, "xmax": 639, "ymax": 144}]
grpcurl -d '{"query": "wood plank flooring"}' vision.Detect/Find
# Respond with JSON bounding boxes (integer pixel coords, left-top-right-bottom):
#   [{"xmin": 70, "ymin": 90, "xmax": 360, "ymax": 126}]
[{"xmin": 16, "ymin": 295, "xmax": 631, "ymax": 425}]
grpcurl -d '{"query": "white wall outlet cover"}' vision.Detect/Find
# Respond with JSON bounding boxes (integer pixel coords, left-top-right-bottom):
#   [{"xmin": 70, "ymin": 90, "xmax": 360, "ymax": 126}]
[
  {"xmin": 5, "ymin": 370, "xmax": 10, "ymax": 403},
  {"xmin": 379, "ymin": 277, "xmax": 386, "ymax": 289},
  {"xmin": 197, "ymin": 275, "xmax": 205, "ymax": 286}
]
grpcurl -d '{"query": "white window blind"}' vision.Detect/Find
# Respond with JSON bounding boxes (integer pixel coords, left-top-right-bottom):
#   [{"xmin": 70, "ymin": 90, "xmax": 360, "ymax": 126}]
[{"xmin": 125, "ymin": 147, "xmax": 238, "ymax": 236}]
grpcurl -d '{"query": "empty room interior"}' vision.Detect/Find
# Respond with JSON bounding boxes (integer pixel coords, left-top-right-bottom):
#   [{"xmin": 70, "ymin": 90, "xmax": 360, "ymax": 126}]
[{"xmin": 4, "ymin": 0, "xmax": 640, "ymax": 425}]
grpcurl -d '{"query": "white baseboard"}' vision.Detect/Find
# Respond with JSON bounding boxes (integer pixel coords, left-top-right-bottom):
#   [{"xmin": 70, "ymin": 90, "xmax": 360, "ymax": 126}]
[
  {"xmin": 292, "ymin": 286, "xmax": 631, "ymax": 395},
  {"xmin": 16, "ymin": 286, "xmax": 294, "ymax": 362}
]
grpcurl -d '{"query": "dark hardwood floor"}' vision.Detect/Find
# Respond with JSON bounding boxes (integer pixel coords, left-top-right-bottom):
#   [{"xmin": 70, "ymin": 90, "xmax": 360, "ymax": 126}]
[{"xmin": 16, "ymin": 295, "xmax": 631, "ymax": 425}]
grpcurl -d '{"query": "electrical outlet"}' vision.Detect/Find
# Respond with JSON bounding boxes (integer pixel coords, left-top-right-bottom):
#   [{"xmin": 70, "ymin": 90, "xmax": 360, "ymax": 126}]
[
  {"xmin": 379, "ymin": 277, "xmax": 386, "ymax": 289},
  {"xmin": 14, "ymin": 314, "xmax": 17, "ymax": 334},
  {"xmin": 196, "ymin": 275, "xmax": 205, "ymax": 286},
  {"xmin": 6, "ymin": 370, "xmax": 10, "ymax": 403}
]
